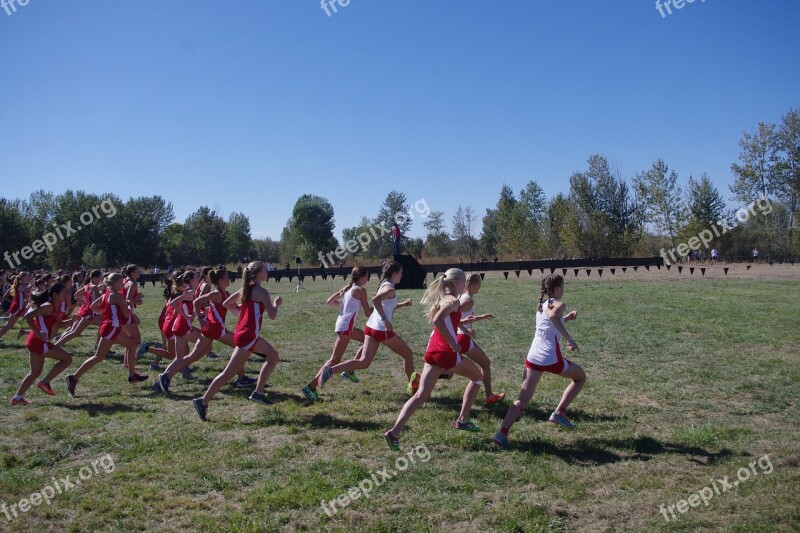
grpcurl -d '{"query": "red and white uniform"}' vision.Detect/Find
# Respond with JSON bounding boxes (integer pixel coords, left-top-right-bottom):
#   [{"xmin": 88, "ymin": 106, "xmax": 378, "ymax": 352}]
[
  {"xmin": 77, "ymin": 285, "xmax": 96, "ymax": 319},
  {"xmin": 233, "ymin": 296, "xmax": 265, "ymax": 351},
  {"xmin": 456, "ymin": 294, "xmax": 476, "ymax": 354},
  {"xmin": 57, "ymin": 299, "xmax": 69, "ymax": 322},
  {"xmin": 171, "ymin": 289, "xmax": 194, "ymax": 337},
  {"xmin": 123, "ymin": 278, "xmax": 139, "ymax": 325},
  {"xmin": 7, "ymin": 288, "xmax": 26, "ymax": 317},
  {"xmin": 364, "ymin": 281, "xmax": 397, "ymax": 342},
  {"xmin": 98, "ymin": 291, "xmax": 123, "ymax": 341},
  {"xmin": 201, "ymin": 290, "xmax": 229, "ymax": 340},
  {"xmin": 25, "ymin": 306, "xmax": 58, "ymax": 354},
  {"xmin": 525, "ymin": 298, "xmax": 570, "ymax": 374},
  {"xmin": 424, "ymin": 306, "xmax": 462, "ymax": 370},
  {"xmin": 160, "ymin": 301, "xmax": 177, "ymax": 339},
  {"xmin": 334, "ymin": 286, "xmax": 361, "ymax": 335}
]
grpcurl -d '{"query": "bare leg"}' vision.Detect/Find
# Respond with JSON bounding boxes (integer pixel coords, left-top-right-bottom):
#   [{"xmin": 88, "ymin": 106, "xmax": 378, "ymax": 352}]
[
  {"xmin": 383, "ymin": 335, "xmax": 415, "ymax": 380},
  {"xmin": 39, "ymin": 347, "xmax": 73, "ymax": 386},
  {"xmin": 452, "ymin": 357, "xmax": 483, "ymax": 422},
  {"xmin": 463, "ymin": 345, "xmax": 494, "ymax": 397},
  {"xmin": 201, "ymin": 347, "xmax": 252, "ymax": 405},
  {"xmin": 253, "ymin": 338, "xmax": 279, "ymax": 395},
  {"xmin": 15, "ymin": 353, "xmax": 45, "ymax": 397},
  {"xmin": 553, "ymin": 363, "xmax": 586, "ymax": 417},
  {"xmin": 388, "ymin": 364, "xmax": 440, "ymax": 436},
  {"xmin": 499, "ymin": 368, "xmax": 544, "ymax": 435}
]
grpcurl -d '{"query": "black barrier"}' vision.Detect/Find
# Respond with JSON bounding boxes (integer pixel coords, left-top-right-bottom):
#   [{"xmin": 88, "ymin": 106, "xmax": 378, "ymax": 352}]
[{"xmin": 138, "ymin": 256, "xmax": 666, "ymax": 288}]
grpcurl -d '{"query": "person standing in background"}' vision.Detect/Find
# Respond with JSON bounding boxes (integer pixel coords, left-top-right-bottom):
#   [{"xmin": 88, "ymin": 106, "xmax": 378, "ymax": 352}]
[{"xmin": 392, "ymin": 223, "xmax": 401, "ymax": 256}]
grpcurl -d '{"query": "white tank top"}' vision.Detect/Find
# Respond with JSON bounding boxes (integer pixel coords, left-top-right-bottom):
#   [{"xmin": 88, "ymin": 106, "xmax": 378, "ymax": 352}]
[
  {"xmin": 526, "ymin": 298, "xmax": 563, "ymax": 366},
  {"xmin": 457, "ymin": 294, "xmax": 474, "ymax": 335},
  {"xmin": 334, "ymin": 285, "xmax": 362, "ymax": 332},
  {"xmin": 366, "ymin": 280, "xmax": 397, "ymax": 332}
]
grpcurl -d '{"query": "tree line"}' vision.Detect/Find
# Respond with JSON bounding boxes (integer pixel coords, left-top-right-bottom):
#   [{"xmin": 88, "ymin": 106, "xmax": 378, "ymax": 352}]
[{"xmin": 1, "ymin": 109, "xmax": 797, "ymax": 269}]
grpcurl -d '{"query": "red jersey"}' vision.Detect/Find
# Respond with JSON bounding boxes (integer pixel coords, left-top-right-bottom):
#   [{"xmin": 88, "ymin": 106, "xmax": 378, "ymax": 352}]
[
  {"xmin": 426, "ymin": 309, "xmax": 461, "ymax": 354},
  {"xmin": 233, "ymin": 296, "xmax": 265, "ymax": 350},
  {"xmin": 101, "ymin": 291, "xmax": 123, "ymax": 328},
  {"xmin": 25, "ymin": 305, "xmax": 59, "ymax": 354},
  {"xmin": 124, "ymin": 278, "xmax": 139, "ymax": 307},
  {"xmin": 8, "ymin": 287, "xmax": 26, "ymax": 315}
]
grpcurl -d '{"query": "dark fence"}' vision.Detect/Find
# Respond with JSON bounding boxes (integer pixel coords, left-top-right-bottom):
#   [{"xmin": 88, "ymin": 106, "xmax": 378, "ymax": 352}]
[{"xmin": 139, "ymin": 255, "xmax": 673, "ymax": 288}]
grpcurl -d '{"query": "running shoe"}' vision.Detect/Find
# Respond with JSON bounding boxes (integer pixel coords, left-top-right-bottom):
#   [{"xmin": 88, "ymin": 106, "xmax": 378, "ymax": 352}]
[
  {"xmin": 236, "ymin": 376, "xmax": 258, "ymax": 388},
  {"xmin": 455, "ymin": 419, "xmax": 481, "ymax": 432},
  {"xmin": 548, "ymin": 412, "xmax": 575, "ymax": 429},
  {"xmin": 193, "ymin": 398, "xmax": 207, "ymax": 421},
  {"xmin": 406, "ymin": 371, "xmax": 420, "ymax": 395},
  {"xmin": 492, "ymin": 431, "xmax": 510, "ymax": 448},
  {"xmin": 248, "ymin": 391, "xmax": 273, "ymax": 405},
  {"xmin": 37, "ymin": 382, "xmax": 56, "ymax": 396},
  {"xmin": 384, "ymin": 430, "xmax": 400, "ymax": 452},
  {"xmin": 157, "ymin": 373, "xmax": 171, "ymax": 394},
  {"xmin": 136, "ymin": 342, "xmax": 149, "ymax": 361},
  {"xmin": 11, "ymin": 397, "xmax": 31, "ymax": 406},
  {"xmin": 128, "ymin": 373, "xmax": 148, "ymax": 384},
  {"xmin": 340, "ymin": 371, "xmax": 360, "ymax": 383},
  {"xmin": 66, "ymin": 375, "xmax": 77, "ymax": 397},
  {"xmin": 485, "ymin": 393, "xmax": 506, "ymax": 406},
  {"xmin": 181, "ymin": 368, "xmax": 195, "ymax": 380},
  {"xmin": 301, "ymin": 386, "xmax": 319, "ymax": 401},
  {"xmin": 318, "ymin": 366, "xmax": 334, "ymax": 388}
]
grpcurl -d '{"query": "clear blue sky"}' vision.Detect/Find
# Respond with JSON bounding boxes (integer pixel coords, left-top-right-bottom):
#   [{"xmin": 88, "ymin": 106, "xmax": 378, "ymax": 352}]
[{"xmin": 1, "ymin": 0, "xmax": 798, "ymax": 240}]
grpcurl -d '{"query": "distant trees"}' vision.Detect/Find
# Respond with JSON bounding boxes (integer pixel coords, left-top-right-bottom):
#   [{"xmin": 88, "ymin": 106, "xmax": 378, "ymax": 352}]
[{"xmin": 3, "ymin": 109, "xmax": 796, "ymax": 269}]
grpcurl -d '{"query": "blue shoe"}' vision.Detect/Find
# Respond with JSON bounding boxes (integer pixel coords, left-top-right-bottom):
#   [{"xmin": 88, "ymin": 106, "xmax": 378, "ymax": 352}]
[
  {"xmin": 548, "ymin": 412, "xmax": 575, "ymax": 429},
  {"xmin": 236, "ymin": 376, "xmax": 257, "ymax": 388},
  {"xmin": 318, "ymin": 366, "xmax": 334, "ymax": 389},
  {"xmin": 193, "ymin": 398, "xmax": 207, "ymax": 421},
  {"xmin": 149, "ymin": 363, "xmax": 162, "ymax": 371},
  {"xmin": 158, "ymin": 373, "xmax": 171, "ymax": 394},
  {"xmin": 181, "ymin": 368, "xmax": 195, "ymax": 380},
  {"xmin": 493, "ymin": 431, "xmax": 510, "ymax": 448},
  {"xmin": 249, "ymin": 391, "xmax": 273, "ymax": 405},
  {"xmin": 301, "ymin": 386, "xmax": 319, "ymax": 401},
  {"xmin": 136, "ymin": 342, "xmax": 149, "ymax": 361}
]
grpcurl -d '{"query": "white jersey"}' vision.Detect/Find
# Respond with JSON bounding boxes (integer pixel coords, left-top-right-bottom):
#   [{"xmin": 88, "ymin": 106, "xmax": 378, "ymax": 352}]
[
  {"xmin": 334, "ymin": 285, "xmax": 362, "ymax": 333},
  {"xmin": 457, "ymin": 294, "xmax": 474, "ymax": 335},
  {"xmin": 526, "ymin": 298, "xmax": 564, "ymax": 366},
  {"xmin": 365, "ymin": 280, "xmax": 397, "ymax": 332}
]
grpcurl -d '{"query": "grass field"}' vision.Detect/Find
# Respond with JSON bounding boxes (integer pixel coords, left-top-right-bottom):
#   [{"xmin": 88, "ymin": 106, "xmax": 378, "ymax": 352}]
[{"xmin": 1, "ymin": 268, "xmax": 799, "ymax": 532}]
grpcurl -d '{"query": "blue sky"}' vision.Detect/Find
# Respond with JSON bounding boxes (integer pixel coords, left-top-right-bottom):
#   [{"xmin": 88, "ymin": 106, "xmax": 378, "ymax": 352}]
[{"xmin": 1, "ymin": 0, "xmax": 798, "ymax": 240}]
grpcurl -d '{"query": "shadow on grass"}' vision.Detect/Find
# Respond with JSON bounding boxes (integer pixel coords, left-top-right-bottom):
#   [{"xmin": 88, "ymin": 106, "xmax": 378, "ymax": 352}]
[
  {"xmin": 426, "ymin": 396, "xmax": 622, "ymax": 423},
  {"xmin": 488, "ymin": 435, "xmax": 733, "ymax": 466},
  {"xmin": 58, "ymin": 402, "xmax": 147, "ymax": 417},
  {"xmin": 235, "ymin": 406, "xmax": 384, "ymax": 432}
]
